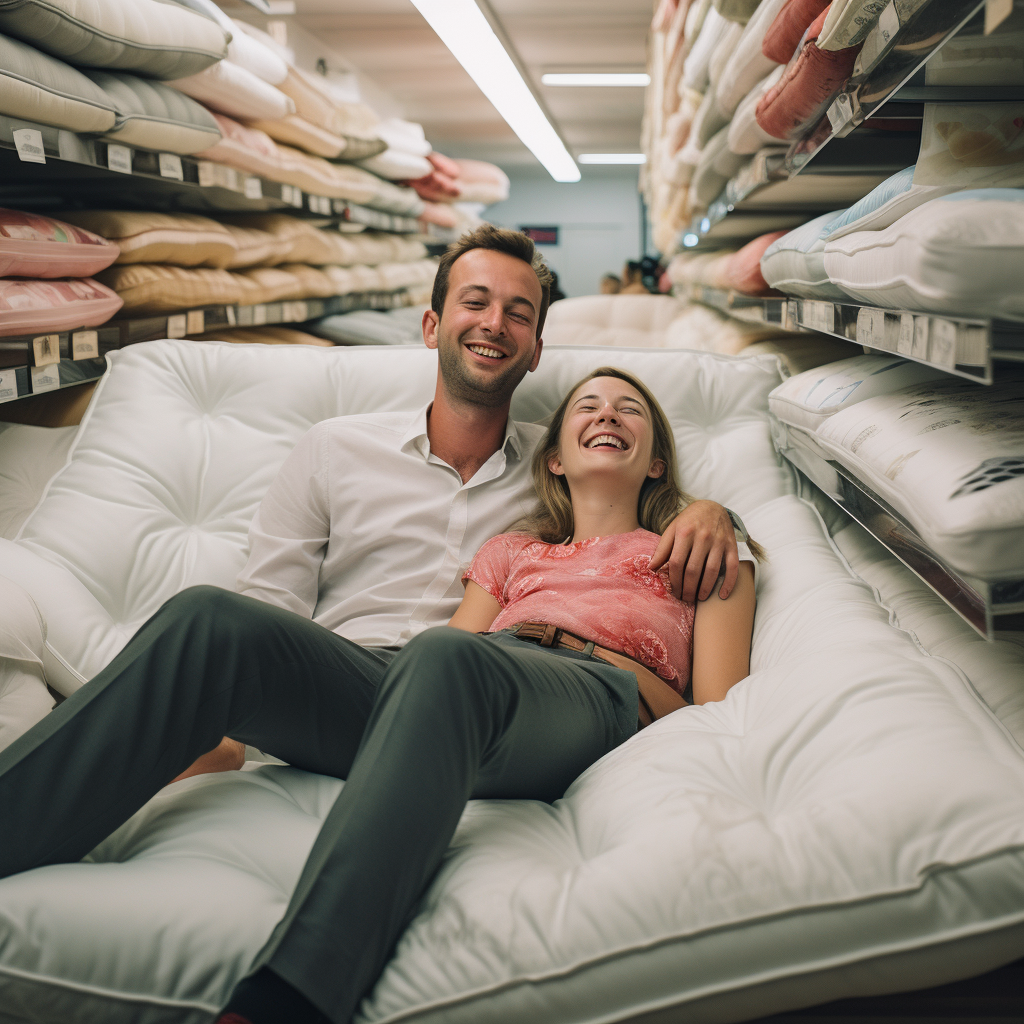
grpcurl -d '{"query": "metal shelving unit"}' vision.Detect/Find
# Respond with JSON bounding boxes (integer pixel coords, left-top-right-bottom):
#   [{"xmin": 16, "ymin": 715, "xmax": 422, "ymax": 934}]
[
  {"xmin": 0, "ymin": 288, "xmax": 415, "ymax": 403},
  {"xmin": 689, "ymin": 285, "xmax": 1024, "ymax": 384},
  {"xmin": 776, "ymin": 426, "xmax": 1024, "ymax": 638}
]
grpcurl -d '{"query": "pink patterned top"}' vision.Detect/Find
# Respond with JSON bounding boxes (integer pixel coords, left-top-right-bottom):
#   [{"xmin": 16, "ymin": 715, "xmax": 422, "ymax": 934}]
[{"xmin": 463, "ymin": 529, "xmax": 695, "ymax": 695}]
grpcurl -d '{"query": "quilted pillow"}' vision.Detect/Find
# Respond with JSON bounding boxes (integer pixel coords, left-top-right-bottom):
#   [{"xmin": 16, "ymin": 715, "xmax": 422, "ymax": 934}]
[
  {"xmin": 762, "ymin": 0, "xmax": 830, "ymax": 62},
  {"xmin": 168, "ymin": 60, "xmax": 295, "ymax": 122},
  {"xmin": 0, "ymin": 32, "xmax": 114, "ymax": 134},
  {"xmin": 0, "ymin": 0, "xmax": 228, "ymax": 79},
  {"xmin": 756, "ymin": 6, "xmax": 861, "ymax": 140},
  {"xmin": 87, "ymin": 71, "xmax": 221, "ymax": 155},
  {"xmin": 248, "ymin": 114, "xmax": 347, "ymax": 159},
  {"xmin": 768, "ymin": 353, "xmax": 948, "ymax": 432},
  {"xmin": 94, "ymin": 265, "xmax": 242, "ymax": 314},
  {"xmin": 823, "ymin": 189, "xmax": 1024, "ymax": 318},
  {"xmin": 53, "ymin": 210, "xmax": 237, "ymax": 269},
  {"xmin": 715, "ymin": 0, "xmax": 788, "ymax": 117},
  {"xmin": 0, "ymin": 278, "xmax": 121, "ymax": 336},
  {"xmin": 815, "ymin": 377, "xmax": 1024, "ymax": 578},
  {"xmin": 760, "ymin": 210, "xmax": 848, "ymax": 299},
  {"xmin": 0, "ymin": 209, "xmax": 119, "ymax": 278}
]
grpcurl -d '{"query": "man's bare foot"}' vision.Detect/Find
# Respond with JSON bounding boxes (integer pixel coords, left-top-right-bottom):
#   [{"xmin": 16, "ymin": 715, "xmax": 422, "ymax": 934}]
[{"xmin": 169, "ymin": 737, "xmax": 246, "ymax": 785}]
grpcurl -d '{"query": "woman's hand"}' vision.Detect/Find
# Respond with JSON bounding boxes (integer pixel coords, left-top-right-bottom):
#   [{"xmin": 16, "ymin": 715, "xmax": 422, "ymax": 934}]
[
  {"xmin": 649, "ymin": 500, "xmax": 739, "ymax": 602},
  {"xmin": 169, "ymin": 737, "xmax": 246, "ymax": 785}
]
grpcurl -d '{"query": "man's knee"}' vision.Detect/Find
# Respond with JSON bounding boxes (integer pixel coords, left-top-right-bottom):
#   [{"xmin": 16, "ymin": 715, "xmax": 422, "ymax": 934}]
[
  {"xmin": 391, "ymin": 627, "xmax": 506, "ymax": 702},
  {"xmin": 157, "ymin": 585, "xmax": 258, "ymax": 639}
]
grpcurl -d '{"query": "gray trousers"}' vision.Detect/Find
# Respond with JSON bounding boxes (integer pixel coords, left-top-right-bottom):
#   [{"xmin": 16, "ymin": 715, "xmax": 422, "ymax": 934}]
[{"xmin": 0, "ymin": 585, "xmax": 637, "ymax": 1023}]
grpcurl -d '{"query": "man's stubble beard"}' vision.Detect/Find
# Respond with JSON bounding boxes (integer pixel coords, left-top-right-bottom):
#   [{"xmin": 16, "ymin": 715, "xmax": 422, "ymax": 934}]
[{"xmin": 437, "ymin": 332, "xmax": 535, "ymax": 409}]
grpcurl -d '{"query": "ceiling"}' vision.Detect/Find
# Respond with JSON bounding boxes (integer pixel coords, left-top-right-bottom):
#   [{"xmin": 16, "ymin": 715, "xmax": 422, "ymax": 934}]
[{"xmin": 282, "ymin": 0, "xmax": 653, "ymax": 169}]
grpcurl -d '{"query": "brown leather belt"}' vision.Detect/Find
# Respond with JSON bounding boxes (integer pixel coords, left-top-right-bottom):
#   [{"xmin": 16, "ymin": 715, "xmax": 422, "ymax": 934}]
[{"xmin": 501, "ymin": 621, "xmax": 689, "ymax": 729}]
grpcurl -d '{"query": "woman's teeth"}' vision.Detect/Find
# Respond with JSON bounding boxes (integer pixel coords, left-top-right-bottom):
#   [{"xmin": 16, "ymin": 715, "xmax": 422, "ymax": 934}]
[
  {"xmin": 585, "ymin": 434, "xmax": 627, "ymax": 450},
  {"xmin": 468, "ymin": 345, "xmax": 504, "ymax": 358}
]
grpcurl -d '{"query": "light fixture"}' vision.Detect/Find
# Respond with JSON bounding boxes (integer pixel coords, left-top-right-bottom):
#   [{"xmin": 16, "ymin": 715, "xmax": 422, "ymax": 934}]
[
  {"xmin": 542, "ymin": 73, "xmax": 650, "ymax": 87},
  {"xmin": 578, "ymin": 153, "xmax": 647, "ymax": 165},
  {"xmin": 409, "ymin": 0, "xmax": 580, "ymax": 183}
]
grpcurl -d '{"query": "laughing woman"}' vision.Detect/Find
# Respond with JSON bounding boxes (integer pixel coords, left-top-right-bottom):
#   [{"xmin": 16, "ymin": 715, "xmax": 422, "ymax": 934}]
[{"xmin": 220, "ymin": 366, "xmax": 760, "ymax": 1024}]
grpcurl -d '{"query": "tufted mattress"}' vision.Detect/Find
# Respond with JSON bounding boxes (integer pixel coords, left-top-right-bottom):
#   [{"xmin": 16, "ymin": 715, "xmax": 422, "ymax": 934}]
[{"xmin": 2, "ymin": 341, "xmax": 1024, "ymax": 1023}]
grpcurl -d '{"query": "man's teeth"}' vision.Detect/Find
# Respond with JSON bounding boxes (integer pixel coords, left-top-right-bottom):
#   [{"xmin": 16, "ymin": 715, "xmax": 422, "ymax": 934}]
[
  {"xmin": 585, "ymin": 434, "xmax": 627, "ymax": 450},
  {"xmin": 468, "ymin": 345, "xmax": 505, "ymax": 358}
]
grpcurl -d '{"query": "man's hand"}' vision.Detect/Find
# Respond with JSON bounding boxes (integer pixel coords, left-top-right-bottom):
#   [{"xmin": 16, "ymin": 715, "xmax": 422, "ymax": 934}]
[
  {"xmin": 649, "ymin": 499, "xmax": 739, "ymax": 603},
  {"xmin": 169, "ymin": 737, "xmax": 246, "ymax": 786}
]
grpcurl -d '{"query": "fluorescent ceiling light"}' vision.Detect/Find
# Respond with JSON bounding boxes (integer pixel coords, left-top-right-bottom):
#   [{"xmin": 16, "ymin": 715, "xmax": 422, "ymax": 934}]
[
  {"xmin": 542, "ymin": 73, "xmax": 650, "ymax": 87},
  {"xmin": 409, "ymin": 0, "xmax": 580, "ymax": 183},
  {"xmin": 578, "ymin": 153, "xmax": 647, "ymax": 165}
]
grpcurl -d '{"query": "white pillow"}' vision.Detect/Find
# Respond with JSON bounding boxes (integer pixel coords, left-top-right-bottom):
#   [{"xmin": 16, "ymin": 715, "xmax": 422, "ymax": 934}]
[
  {"xmin": 681, "ymin": 6, "xmax": 732, "ymax": 93},
  {"xmin": 357, "ymin": 148, "xmax": 432, "ymax": 181},
  {"xmin": 768, "ymin": 353, "xmax": 948, "ymax": 433},
  {"xmin": 823, "ymin": 189, "xmax": 1024, "ymax": 318},
  {"xmin": 822, "ymin": 165, "xmax": 961, "ymax": 242},
  {"xmin": 728, "ymin": 66, "xmax": 784, "ymax": 155},
  {"xmin": 759, "ymin": 210, "xmax": 848, "ymax": 300},
  {"xmin": 168, "ymin": 60, "xmax": 295, "ymax": 122},
  {"xmin": 715, "ymin": 0, "xmax": 787, "ymax": 117},
  {"xmin": 227, "ymin": 20, "xmax": 288, "ymax": 86},
  {"xmin": 815, "ymin": 377, "xmax": 1024, "ymax": 578}
]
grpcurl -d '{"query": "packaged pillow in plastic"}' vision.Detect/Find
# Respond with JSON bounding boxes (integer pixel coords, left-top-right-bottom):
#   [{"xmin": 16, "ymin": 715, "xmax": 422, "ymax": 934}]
[
  {"xmin": 0, "ymin": 32, "xmax": 115, "ymax": 134},
  {"xmin": 0, "ymin": 0, "xmax": 228, "ymax": 79},
  {"xmin": 760, "ymin": 210, "xmax": 848, "ymax": 299},
  {"xmin": 756, "ymin": 6, "xmax": 860, "ymax": 140},
  {"xmin": 815, "ymin": 377, "xmax": 1024, "ymax": 578},
  {"xmin": 0, "ymin": 278, "xmax": 122, "ymax": 336},
  {"xmin": 0, "ymin": 210, "xmax": 119, "ymax": 278},
  {"xmin": 168, "ymin": 60, "xmax": 295, "ymax": 122},
  {"xmin": 822, "ymin": 188, "xmax": 1024, "ymax": 319},
  {"xmin": 87, "ymin": 71, "xmax": 222, "ymax": 155}
]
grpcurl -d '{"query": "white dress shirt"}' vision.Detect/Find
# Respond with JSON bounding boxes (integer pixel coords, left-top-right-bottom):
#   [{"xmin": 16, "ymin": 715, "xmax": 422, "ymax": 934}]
[{"xmin": 237, "ymin": 404, "xmax": 546, "ymax": 647}]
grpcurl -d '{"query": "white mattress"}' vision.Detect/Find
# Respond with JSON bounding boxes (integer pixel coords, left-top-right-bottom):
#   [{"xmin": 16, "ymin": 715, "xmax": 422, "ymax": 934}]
[{"xmin": 2, "ymin": 342, "xmax": 1024, "ymax": 1024}]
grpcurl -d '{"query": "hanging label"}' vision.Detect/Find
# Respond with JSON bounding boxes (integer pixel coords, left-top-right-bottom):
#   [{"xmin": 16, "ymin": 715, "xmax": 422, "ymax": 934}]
[
  {"xmin": 30, "ymin": 363, "xmax": 60, "ymax": 393},
  {"xmin": 186, "ymin": 309, "xmax": 205, "ymax": 334},
  {"xmin": 0, "ymin": 368, "xmax": 17, "ymax": 403},
  {"xmin": 244, "ymin": 176, "xmax": 262, "ymax": 200},
  {"xmin": 13, "ymin": 128, "xmax": 46, "ymax": 164},
  {"xmin": 32, "ymin": 334, "xmax": 60, "ymax": 366},
  {"xmin": 197, "ymin": 161, "xmax": 216, "ymax": 187},
  {"xmin": 159, "ymin": 153, "xmax": 184, "ymax": 180},
  {"xmin": 107, "ymin": 144, "xmax": 133, "ymax": 174},
  {"xmin": 826, "ymin": 93, "xmax": 854, "ymax": 133},
  {"xmin": 71, "ymin": 330, "xmax": 99, "ymax": 360},
  {"xmin": 167, "ymin": 314, "xmax": 188, "ymax": 339}
]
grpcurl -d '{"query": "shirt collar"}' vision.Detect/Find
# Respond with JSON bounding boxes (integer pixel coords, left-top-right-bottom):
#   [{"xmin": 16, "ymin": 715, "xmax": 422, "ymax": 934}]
[{"xmin": 400, "ymin": 402, "xmax": 525, "ymax": 462}]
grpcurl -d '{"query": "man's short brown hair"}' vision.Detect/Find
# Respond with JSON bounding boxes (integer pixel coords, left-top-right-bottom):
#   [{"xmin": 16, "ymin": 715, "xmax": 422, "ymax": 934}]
[{"xmin": 431, "ymin": 224, "xmax": 554, "ymax": 340}]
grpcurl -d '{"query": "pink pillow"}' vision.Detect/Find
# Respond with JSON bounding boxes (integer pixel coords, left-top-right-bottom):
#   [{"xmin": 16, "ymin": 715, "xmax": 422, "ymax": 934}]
[
  {"xmin": 427, "ymin": 151, "xmax": 462, "ymax": 179},
  {"xmin": 0, "ymin": 209, "xmax": 119, "ymax": 278},
  {"xmin": 756, "ymin": 7, "xmax": 859, "ymax": 140},
  {"xmin": 0, "ymin": 278, "xmax": 123, "ymax": 337},
  {"xmin": 406, "ymin": 170, "xmax": 462, "ymax": 202},
  {"xmin": 719, "ymin": 230, "xmax": 789, "ymax": 294},
  {"xmin": 418, "ymin": 203, "xmax": 459, "ymax": 229},
  {"xmin": 762, "ymin": 0, "xmax": 830, "ymax": 63}
]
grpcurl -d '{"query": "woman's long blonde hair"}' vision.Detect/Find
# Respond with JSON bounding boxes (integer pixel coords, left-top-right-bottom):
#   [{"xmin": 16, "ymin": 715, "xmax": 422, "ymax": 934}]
[{"xmin": 517, "ymin": 366, "xmax": 764, "ymax": 560}]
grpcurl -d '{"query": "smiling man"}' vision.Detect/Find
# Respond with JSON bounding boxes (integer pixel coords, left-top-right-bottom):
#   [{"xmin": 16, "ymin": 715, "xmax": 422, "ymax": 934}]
[{"xmin": 0, "ymin": 225, "xmax": 745, "ymax": 1024}]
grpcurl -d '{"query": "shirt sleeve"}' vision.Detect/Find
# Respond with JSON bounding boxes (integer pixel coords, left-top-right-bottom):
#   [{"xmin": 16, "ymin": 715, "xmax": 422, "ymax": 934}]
[
  {"xmin": 462, "ymin": 533, "xmax": 525, "ymax": 605},
  {"xmin": 236, "ymin": 422, "xmax": 331, "ymax": 618},
  {"xmin": 736, "ymin": 540, "xmax": 760, "ymax": 589}
]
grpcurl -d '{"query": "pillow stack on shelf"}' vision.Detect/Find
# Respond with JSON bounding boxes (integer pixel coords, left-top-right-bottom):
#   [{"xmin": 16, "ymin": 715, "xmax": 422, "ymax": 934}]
[{"xmin": 0, "ymin": 210, "xmax": 121, "ymax": 337}]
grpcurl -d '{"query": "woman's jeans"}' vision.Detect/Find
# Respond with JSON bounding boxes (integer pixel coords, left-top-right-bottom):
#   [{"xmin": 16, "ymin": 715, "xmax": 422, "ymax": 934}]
[{"xmin": 0, "ymin": 586, "xmax": 637, "ymax": 1023}]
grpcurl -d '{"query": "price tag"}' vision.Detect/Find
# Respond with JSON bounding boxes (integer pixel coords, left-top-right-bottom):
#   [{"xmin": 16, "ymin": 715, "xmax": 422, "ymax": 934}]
[
  {"xmin": 292, "ymin": 188, "xmax": 304, "ymax": 208},
  {"xmin": 225, "ymin": 305, "xmax": 237, "ymax": 326},
  {"xmin": 897, "ymin": 314, "xmax": 915, "ymax": 356},
  {"xmin": 308, "ymin": 193, "xmax": 320, "ymax": 212},
  {"xmin": 13, "ymin": 128, "xmax": 45, "ymax": 164},
  {"xmin": 71, "ymin": 330, "xmax": 99, "ymax": 360},
  {"xmin": 912, "ymin": 317, "xmax": 929, "ymax": 359},
  {"xmin": 244, "ymin": 176, "xmax": 262, "ymax": 200},
  {"xmin": 930, "ymin": 319, "xmax": 957, "ymax": 368},
  {"xmin": 856, "ymin": 307, "xmax": 886, "ymax": 350},
  {"xmin": 252, "ymin": 304, "xmax": 267, "ymax": 325},
  {"xmin": 281, "ymin": 184, "xmax": 294, "ymax": 205},
  {"xmin": 197, "ymin": 161, "xmax": 216, "ymax": 187},
  {"xmin": 159, "ymin": 152, "xmax": 184, "ymax": 180},
  {"xmin": 167, "ymin": 313, "xmax": 188, "ymax": 339},
  {"xmin": 223, "ymin": 167, "xmax": 239, "ymax": 191},
  {"xmin": 107, "ymin": 144, "xmax": 132, "ymax": 174},
  {"xmin": 187, "ymin": 309, "xmax": 205, "ymax": 334},
  {"xmin": 32, "ymin": 334, "xmax": 60, "ymax": 366},
  {"xmin": 283, "ymin": 300, "xmax": 308, "ymax": 322},
  {"xmin": 803, "ymin": 300, "xmax": 835, "ymax": 335},
  {"xmin": 826, "ymin": 93, "xmax": 854, "ymax": 133},
  {"xmin": 0, "ymin": 368, "xmax": 18, "ymax": 402},
  {"xmin": 30, "ymin": 363, "xmax": 60, "ymax": 393}
]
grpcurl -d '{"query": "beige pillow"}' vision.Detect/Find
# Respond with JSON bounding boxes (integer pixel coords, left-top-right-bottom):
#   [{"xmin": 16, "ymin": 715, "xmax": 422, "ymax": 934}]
[
  {"xmin": 274, "ymin": 144, "xmax": 345, "ymax": 197},
  {"xmin": 249, "ymin": 114, "xmax": 347, "ymax": 159},
  {"xmin": 218, "ymin": 213, "xmax": 336, "ymax": 265},
  {"xmin": 95, "ymin": 265, "xmax": 243, "ymax": 313},
  {"xmin": 220, "ymin": 223, "xmax": 291, "ymax": 269},
  {"xmin": 55, "ymin": 210, "xmax": 237, "ymax": 268},
  {"xmin": 279, "ymin": 263, "xmax": 338, "ymax": 299},
  {"xmin": 232, "ymin": 266, "xmax": 303, "ymax": 304},
  {"xmin": 276, "ymin": 67, "xmax": 345, "ymax": 135}
]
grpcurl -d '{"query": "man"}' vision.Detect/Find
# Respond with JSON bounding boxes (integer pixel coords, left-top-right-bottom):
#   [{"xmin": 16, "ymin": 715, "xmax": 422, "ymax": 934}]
[{"xmin": 0, "ymin": 226, "xmax": 743, "ymax": 1024}]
